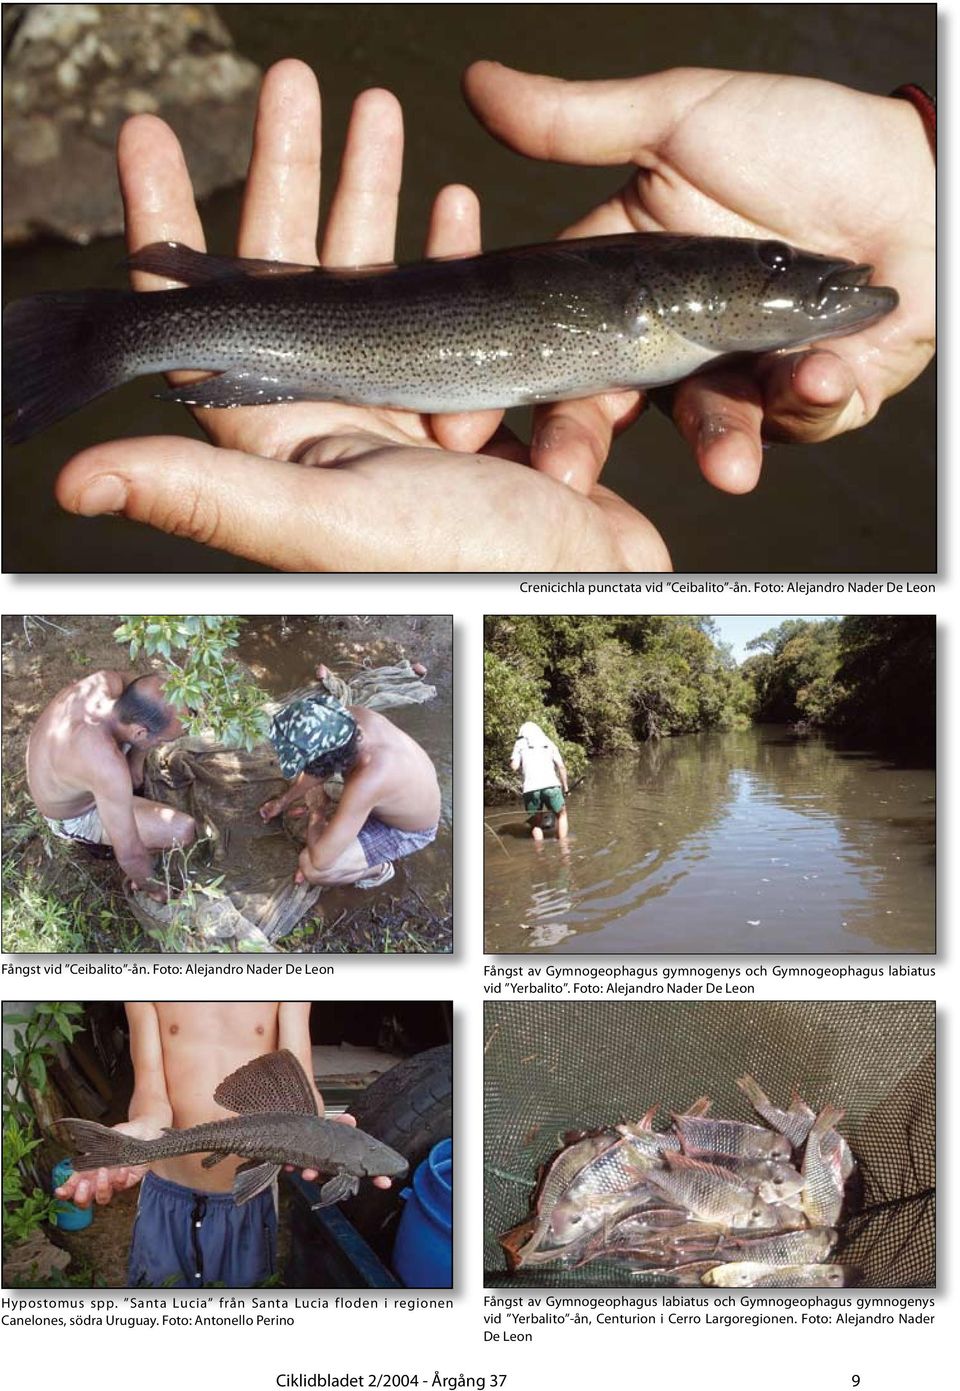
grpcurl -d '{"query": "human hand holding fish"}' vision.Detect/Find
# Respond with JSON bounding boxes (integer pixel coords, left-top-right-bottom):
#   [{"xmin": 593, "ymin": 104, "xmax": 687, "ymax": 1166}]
[
  {"xmin": 464, "ymin": 62, "xmax": 934, "ymax": 496},
  {"xmin": 47, "ymin": 60, "xmax": 669, "ymax": 573},
  {"xmin": 54, "ymin": 1117, "xmax": 166, "ymax": 1209},
  {"xmin": 57, "ymin": 1052, "xmax": 405, "ymax": 1210}
]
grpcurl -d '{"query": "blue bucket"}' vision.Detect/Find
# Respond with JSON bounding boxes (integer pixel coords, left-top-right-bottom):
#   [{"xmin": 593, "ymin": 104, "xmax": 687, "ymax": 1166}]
[
  {"xmin": 392, "ymin": 1138, "xmax": 452, "ymax": 1288},
  {"xmin": 51, "ymin": 1160, "xmax": 93, "ymax": 1231}
]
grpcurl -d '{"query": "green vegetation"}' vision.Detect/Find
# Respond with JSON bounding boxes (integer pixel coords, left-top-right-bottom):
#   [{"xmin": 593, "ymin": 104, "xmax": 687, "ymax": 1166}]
[
  {"xmin": 2, "ymin": 1005, "xmax": 86, "ymax": 1257},
  {"xmin": 485, "ymin": 615, "xmax": 935, "ymax": 799},
  {"xmin": 484, "ymin": 616, "xmax": 753, "ymax": 798},
  {"xmin": 743, "ymin": 616, "xmax": 935, "ymax": 750},
  {"xmin": 114, "ymin": 615, "xmax": 269, "ymax": 750}
]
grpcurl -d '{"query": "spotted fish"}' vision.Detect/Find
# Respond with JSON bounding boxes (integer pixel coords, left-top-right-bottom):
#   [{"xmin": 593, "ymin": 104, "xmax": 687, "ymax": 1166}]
[{"xmin": 3, "ymin": 233, "xmax": 898, "ymax": 443}]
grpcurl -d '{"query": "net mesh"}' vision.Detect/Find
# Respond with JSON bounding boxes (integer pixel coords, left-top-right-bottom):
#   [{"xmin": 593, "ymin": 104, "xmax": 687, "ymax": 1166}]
[{"xmin": 483, "ymin": 1000, "xmax": 934, "ymax": 1288}]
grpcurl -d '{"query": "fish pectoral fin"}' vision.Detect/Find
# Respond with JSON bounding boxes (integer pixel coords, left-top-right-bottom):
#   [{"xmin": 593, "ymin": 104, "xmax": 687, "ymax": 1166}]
[
  {"xmin": 232, "ymin": 1161, "xmax": 281, "ymax": 1205},
  {"xmin": 127, "ymin": 242, "xmax": 318, "ymax": 284},
  {"xmin": 200, "ymin": 1150, "xmax": 231, "ymax": 1170},
  {"xmin": 310, "ymin": 1172, "xmax": 360, "ymax": 1209},
  {"xmin": 157, "ymin": 371, "xmax": 313, "ymax": 410}
]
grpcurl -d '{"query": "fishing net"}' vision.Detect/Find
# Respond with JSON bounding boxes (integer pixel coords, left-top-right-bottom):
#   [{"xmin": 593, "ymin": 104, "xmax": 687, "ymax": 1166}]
[
  {"xmin": 126, "ymin": 665, "xmax": 437, "ymax": 950},
  {"xmin": 483, "ymin": 1000, "xmax": 934, "ymax": 1288}
]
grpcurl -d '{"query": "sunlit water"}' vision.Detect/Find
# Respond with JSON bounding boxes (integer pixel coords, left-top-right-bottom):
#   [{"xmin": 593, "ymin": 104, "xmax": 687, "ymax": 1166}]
[{"xmin": 483, "ymin": 726, "xmax": 935, "ymax": 954}]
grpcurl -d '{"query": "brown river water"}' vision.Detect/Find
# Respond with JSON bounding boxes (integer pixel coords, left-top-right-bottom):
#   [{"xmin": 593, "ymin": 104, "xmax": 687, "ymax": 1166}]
[
  {"xmin": 2, "ymin": 3, "xmax": 935, "ymax": 573},
  {"xmin": 483, "ymin": 725, "xmax": 935, "ymax": 954}
]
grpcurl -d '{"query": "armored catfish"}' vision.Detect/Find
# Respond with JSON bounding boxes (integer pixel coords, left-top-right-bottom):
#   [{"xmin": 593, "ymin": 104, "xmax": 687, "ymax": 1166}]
[
  {"xmin": 3, "ymin": 233, "xmax": 898, "ymax": 443},
  {"xmin": 56, "ymin": 1049, "xmax": 409, "ymax": 1208}
]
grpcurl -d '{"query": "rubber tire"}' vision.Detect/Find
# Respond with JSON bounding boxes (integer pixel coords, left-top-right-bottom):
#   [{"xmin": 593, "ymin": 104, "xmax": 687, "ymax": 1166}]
[{"xmin": 342, "ymin": 1043, "xmax": 452, "ymax": 1257}]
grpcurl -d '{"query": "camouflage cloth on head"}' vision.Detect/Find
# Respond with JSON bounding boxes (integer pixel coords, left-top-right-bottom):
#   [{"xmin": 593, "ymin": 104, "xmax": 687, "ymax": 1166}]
[{"xmin": 269, "ymin": 695, "xmax": 357, "ymax": 778}]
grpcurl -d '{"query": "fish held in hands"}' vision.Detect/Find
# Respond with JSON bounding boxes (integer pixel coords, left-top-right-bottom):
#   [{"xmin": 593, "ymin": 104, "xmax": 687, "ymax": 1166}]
[
  {"xmin": 3, "ymin": 233, "xmax": 898, "ymax": 443},
  {"xmin": 56, "ymin": 1050, "xmax": 408, "ymax": 1208}
]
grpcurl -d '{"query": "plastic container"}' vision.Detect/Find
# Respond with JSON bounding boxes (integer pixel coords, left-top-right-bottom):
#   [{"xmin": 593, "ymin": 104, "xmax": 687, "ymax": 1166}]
[
  {"xmin": 391, "ymin": 1138, "xmax": 452, "ymax": 1288},
  {"xmin": 50, "ymin": 1160, "xmax": 93, "ymax": 1231}
]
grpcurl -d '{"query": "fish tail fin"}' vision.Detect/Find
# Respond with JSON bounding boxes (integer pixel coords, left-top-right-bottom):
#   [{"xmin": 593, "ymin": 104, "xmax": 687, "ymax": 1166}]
[
  {"xmin": 56, "ymin": 1117, "xmax": 151, "ymax": 1171},
  {"xmin": 3, "ymin": 288, "xmax": 132, "ymax": 443},
  {"xmin": 811, "ymin": 1104, "xmax": 845, "ymax": 1136}
]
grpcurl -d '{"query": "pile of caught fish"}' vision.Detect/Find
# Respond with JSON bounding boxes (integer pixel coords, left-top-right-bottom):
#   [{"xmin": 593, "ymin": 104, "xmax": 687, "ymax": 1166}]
[{"xmin": 501, "ymin": 1076, "xmax": 856, "ymax": 1288}]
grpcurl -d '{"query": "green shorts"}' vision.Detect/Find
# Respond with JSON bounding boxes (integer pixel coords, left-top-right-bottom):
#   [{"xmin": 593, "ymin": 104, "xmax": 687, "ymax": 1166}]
[{"xmin": 523, "ymin": 785, "xmax": 565, "ymax": 815}]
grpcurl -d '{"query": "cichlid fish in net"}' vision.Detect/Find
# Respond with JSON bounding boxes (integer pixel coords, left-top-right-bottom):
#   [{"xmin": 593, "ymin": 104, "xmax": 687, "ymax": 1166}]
[
  {"xmin": 500, "ymin": 1078, "xmax": 856, "ymax": 1286},
  {"xmin": 3, "ymin": 233, "xmax": 897, "ymax": 443},
  {"xmin": 56, "ymin": 1049, "xmax": 408, "ymax": 1208}
]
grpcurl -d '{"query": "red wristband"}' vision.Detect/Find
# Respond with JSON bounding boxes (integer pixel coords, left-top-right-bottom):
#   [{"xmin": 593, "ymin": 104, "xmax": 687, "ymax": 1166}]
[{"xmin": 891, "ymin": 83, "xmax": 936, "ymax": 155}]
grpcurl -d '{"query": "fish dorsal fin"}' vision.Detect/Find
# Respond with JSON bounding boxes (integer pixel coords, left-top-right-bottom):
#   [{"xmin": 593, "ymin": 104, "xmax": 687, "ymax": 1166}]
[
  {"xmin": 127, "ymin": 242, "xmax": 319, "ymax": 285},
  {"xmin": 663, "ymin": 1152, "xmax": 742, "ymax": 1183},
  {"xmin": 127, "ymin": 241, "xmax": 396, "ymax": 286},
  {"xmin": 213, "ymin": 1049, "xmax": 318, "ymax": 1116}
]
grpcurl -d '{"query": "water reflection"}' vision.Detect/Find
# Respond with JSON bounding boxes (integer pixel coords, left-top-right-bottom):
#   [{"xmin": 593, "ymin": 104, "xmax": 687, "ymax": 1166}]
[{"xmin": 484, "ymin": 726, "xmax": 934, "ymax": 954}]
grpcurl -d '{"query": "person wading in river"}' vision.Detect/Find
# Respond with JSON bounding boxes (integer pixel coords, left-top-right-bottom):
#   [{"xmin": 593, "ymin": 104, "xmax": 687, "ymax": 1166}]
[
  {"xmin": 26, "ymin": 671, "xmax": 195, "ymax": 901},
  {"xmin": 54, "ymin": 1003, "xmax": 393, "ymax": 1288},
  {"xmin": 511, "ymin": 722, "xmax": 570, "ymax": 840}
]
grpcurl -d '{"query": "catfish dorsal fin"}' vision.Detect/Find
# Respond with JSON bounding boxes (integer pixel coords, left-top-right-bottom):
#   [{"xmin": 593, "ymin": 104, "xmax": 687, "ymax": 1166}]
[{"xmin": 213, "ymin": 1049, "xmax": 318, "ymax": 1116}]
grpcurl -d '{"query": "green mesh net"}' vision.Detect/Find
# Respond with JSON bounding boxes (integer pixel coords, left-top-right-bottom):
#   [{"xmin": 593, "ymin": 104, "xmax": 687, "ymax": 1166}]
[{"xmin": 483, "ymin": 1000, "xmax": 934, "ymax": 1288}]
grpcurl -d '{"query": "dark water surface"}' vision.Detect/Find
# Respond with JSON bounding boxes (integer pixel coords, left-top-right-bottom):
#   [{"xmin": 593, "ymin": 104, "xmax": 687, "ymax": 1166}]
[
  {"xmin": 483, "ymin": 726, "xmax": 935, "ymax": 954},
  {"xmin": 2, "ymin": 3, "xmax": 935, "ymax": 573}
]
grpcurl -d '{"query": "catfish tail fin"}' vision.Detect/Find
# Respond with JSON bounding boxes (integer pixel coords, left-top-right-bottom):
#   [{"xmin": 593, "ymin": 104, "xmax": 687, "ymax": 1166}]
[
  {"xmin": 3, "ymin": 288, "xmax": 132, "ymax": 443},
  {"xmin": 55, "ymin": 1117, "xmax": 152, "ymax": 1171}
]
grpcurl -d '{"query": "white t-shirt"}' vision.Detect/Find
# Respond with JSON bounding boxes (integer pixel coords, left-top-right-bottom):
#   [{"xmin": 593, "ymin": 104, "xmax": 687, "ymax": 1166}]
[{"xmin": 511, "ymin": 735, "xmax": 563, "ymax": 793}]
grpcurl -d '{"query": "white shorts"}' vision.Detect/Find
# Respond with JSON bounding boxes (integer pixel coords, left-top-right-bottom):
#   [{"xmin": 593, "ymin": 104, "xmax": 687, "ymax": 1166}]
[{"xmin": 45, "ymin": 806, "xmax": 107, "ymax": 845}]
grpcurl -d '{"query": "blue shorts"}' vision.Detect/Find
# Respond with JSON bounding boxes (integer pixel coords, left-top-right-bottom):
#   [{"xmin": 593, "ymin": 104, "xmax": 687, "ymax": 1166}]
[
  {"xmin": 127, "ymin": 1170, "xmax": 278, "ymax": 1289},
  {"xmin": 357, "ymin": 816, "xmax": 438, "ymax": 867}
]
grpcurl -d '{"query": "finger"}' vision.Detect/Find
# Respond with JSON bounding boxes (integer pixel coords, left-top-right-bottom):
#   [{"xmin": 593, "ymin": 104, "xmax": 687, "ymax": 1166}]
[
  {"xmin": 462, "ymin": 61, "xmax": 725, "ymax": 165},
  {"xmin": 117, "ymin": 115, "xmax": 206, "ymax": 286},
  {"xmin": 669, "ymin": 370, "xmax": 765, "ymax": 494},
  {"xmin": 373, "ymin": 1176, "xmax": 392, "ymax": 1190},
  {"xmin": 530, "ymin": 391, "xmax": 644, "ymax": 493},
  {"xmin": 332, "ymin": 1114, "xmax": 358, "ymax": 1128},
  {"xmin": 94, "ymin": 1168, "xmax": 114, "ymax": 1205},
  {"xmin": 301, "ymin": 1168, "xmax": 320, "ymax": 1181},
  {"xmin": 425, "ymin": 183, "xmax": 504, "ymax": 452},
  {"xmin": 71, "ymin": 1179, "xmax": 93, "ymax": 1208},
  {"xmin": 56, "ymin": 436, "xmax": 334, "ymax": 570},
  {"xmin": 757, "ymin": 349, "xmax": 864, "ymax": 442},
  {"xmin": 295, "ymin": 869, "xmax": 305, "ymax": 884},
  {"xmin": 322, "ymin": 87, "xmax": 403, "ymax": 267},
  {"xmin": 239, "ymin": 59, "xmax": 322, "ymax": 264},
  {"xmin": 481, "ymin": 424, "xmax": 529, "ymax": 465}
]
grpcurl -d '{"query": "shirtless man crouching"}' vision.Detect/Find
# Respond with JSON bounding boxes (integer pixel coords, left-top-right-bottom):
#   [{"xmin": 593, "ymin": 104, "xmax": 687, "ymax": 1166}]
[
  {"xmin": 54, "ymin": 1002, "xmax": 392, "ymax": 1288},
  {"xmin": 259, "ymin": 694, "xmax": 441, "ymax": 890},
  {"xmin": 26, "ymin": 671, "xmax": 195, "ymax": 900}
]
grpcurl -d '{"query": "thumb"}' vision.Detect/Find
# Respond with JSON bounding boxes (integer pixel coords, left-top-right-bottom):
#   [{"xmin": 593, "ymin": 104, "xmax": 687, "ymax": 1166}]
[
  {"xmin": 56, "ymin": 436, "xmax": 324, "ymax": 570},
  {"xmin": 462, "ymin": 61, "xmax": 723, "ymax": 165}
]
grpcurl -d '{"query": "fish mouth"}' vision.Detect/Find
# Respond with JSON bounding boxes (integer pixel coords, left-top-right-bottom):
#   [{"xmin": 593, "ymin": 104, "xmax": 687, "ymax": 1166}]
[{"xmin": 813, "ymin": 262, "xmax": 899, "ymax": 326}]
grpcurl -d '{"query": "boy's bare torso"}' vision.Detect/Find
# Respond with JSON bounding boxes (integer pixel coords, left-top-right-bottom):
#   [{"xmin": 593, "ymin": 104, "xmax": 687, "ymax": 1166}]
[
  {"xmin": 26, "ymin": 670, "xmax": 129, "ymax": 819},
  {"xmin": 351, "ymin": 706, "xmax": 440, "ymax": 830},
  {"xmin": 151, "ymin": 1002, "xmax": 281, "ymax": 1191}
]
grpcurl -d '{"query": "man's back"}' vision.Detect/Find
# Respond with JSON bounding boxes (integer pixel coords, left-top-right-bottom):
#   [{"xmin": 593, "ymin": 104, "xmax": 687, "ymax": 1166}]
[
  {"xmin": 351, "ymin": 706, "xmax": 441, "ymax": 831},
  {"xmin": 27, "ymin": 670, "xmax": 125, "ymax": 818}
]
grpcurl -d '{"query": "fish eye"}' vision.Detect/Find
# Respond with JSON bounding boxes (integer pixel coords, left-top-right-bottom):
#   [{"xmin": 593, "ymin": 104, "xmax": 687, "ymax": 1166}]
[{"xmin": 758, "ymin": 241, "xmax": 795, "ymax": 272}]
